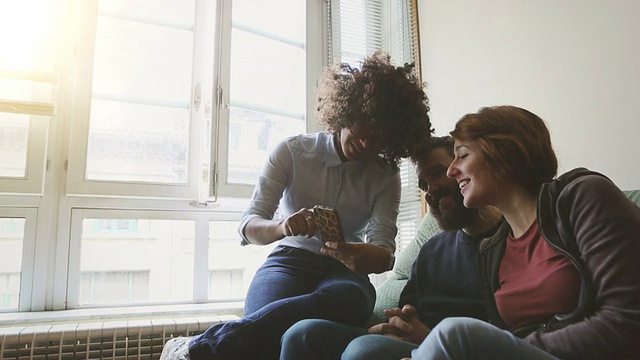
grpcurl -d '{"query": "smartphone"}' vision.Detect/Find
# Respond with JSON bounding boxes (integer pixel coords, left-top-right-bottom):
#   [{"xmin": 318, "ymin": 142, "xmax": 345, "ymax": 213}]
[{"xmin": 313, "ymin": 205, "xmax": 345, "ymax": 242}]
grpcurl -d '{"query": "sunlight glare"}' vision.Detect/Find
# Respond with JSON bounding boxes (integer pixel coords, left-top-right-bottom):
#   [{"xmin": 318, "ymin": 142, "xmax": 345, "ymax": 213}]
[{"xmin": 0, "ymin": 0, "xmax": 55, "ymax": 70}]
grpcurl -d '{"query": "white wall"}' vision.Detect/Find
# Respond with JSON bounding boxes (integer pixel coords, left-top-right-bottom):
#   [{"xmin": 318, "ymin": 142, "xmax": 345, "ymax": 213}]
[{"xmin": 418, "ymin": 0, "xmax": 640, "ymax": 190}]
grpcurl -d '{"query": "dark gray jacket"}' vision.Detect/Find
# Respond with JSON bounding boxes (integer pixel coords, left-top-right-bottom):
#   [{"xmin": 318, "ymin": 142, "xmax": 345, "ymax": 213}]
[{"xmin": 479, "ymin": 168, "xmax": 640, "ymax": 360}]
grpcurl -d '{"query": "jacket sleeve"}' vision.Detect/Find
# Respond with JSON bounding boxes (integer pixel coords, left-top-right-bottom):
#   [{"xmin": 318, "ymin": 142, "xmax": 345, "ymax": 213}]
[{"xmin": 527, "ymin": 175, "xmax": 640, "ymax": 360}]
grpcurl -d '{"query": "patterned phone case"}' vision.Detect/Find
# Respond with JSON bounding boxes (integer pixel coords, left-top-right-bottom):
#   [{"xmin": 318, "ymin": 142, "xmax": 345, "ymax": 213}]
[{"xmin": 313, "ymin": 205, "xmax": 345, "ymax": 242}]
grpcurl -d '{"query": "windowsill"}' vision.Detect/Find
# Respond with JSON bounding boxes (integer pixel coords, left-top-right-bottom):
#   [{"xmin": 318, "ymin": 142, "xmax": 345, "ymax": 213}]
[{"xmin": 0, "ymin": 302, "xmax": 244, "ymax": 327}]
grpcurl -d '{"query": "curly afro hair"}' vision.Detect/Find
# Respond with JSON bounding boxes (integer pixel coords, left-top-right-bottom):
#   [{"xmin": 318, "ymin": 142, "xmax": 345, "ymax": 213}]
[{"xmin": 316, "ymin": 50, "xmax": 433, "ymax": 166}]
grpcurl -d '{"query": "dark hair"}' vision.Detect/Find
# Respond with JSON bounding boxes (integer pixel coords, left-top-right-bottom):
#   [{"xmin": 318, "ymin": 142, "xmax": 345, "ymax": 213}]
[
  {"xmin": 316, "ymin": 50, "xmax": 433, "ymax": 166},
  {"xmin": 449, "ymin": 105, "xmax": 558, "ymax": 195},
  {"xmin": 410, "ymin": 135, "xmax": 455, "ymax": 164}
]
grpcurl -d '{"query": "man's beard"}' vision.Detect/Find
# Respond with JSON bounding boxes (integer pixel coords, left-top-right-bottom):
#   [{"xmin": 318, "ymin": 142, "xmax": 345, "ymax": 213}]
[{"xmin": 427, "ymin": 188, "xmax": 478, "ymax": 231}]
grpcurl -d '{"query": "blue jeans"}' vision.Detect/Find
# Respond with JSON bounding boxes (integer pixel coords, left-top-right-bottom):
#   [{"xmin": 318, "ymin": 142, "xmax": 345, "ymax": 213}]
[
  {"xmin": 188, "ymin": 246, "xmax": 375, "ymax": 360},
  {"xmin": 413, "ymin": 317, "xmax": 561, "ymax": 360},
  {"xmin": 280, "ymin": 318, "xmax": 417, "ymax": 360}
]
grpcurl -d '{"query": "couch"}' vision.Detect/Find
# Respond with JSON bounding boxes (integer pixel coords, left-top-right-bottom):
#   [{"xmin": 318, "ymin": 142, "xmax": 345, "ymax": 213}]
[{"xmin": 371, "ymin": 189, "xmax": 640, "ymax": 324}]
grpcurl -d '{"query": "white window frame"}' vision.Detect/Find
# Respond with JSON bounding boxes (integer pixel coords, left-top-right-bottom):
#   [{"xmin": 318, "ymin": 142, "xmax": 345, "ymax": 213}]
[
  {"xmin": 66, "ymin": 208, "xmax": 241, "ymax": 309},
  {"xmin": 210, "ymin": 0, "xmax": 326, "ymax": 200},
  {"xmin": 65, "ymin": 0, "xmax": 214, "ymax": 200},
  {"xmin": 1, "ymin": 0, "xmax": 422, "ymax": 313},
  {"xmin": 0, "ymin": 78, "xmax": 52, "ymax": 196},
  {"xmin": 0, "ymin": 207, "xmax": 37, "ymax": 312}
]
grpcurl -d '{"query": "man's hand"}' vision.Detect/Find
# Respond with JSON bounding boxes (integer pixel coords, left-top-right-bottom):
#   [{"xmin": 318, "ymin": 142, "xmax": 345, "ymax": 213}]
[
  {"xmin": 320, "ymin": 242, "xmax": 391, "ymax": 274},
  {"xmin": 367, "ymin": 305, "xmax": 431, "ymax": 344}
]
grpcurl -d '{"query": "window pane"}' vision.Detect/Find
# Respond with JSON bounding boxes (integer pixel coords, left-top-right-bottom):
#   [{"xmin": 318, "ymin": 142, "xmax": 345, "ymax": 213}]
[
  {"xmin": 91, "ymin": 16, "xmax": 194, "ymax": 105},
  {"xmin": 80, "ymin": 219, "xmax": 194, "ymax": 306},
  {"xmin": 232, "ymin": 0, "xmax": 305, "ymax": 44},
  {"xmin": 225, "ymin": 1, "xmax": 306, "ymax": 186},
  {"xmin": 208, "ymin": 220, "xmax": 275, "ymax": 301},
  {"xmin": 98, "ymin": 0, "xmax": 195, "ymax": 29},
  {"xmin": 86, "ymin": 99, "xmax": 189, "ymax": 183},
  {"xmin": 0, "ymin": 0, "xmax": 57, "ymax": 72},
  {"xmin": 85, "ymin": 8, "xmax": 194, "ymax": 184},
  {"xmin": 230, "ymin": 29, "xmax": 305, "ymax": 114},
  {"xmin": 0, "ymin": 218, "xmax": 25, "ymax": 310},
  {"xmin": 227, "ymin": 108, "xmax": 304, "ymax": 185},
  {"xmin": 0, "ymin": 115, "xmax": 28, "ymax": 178}
]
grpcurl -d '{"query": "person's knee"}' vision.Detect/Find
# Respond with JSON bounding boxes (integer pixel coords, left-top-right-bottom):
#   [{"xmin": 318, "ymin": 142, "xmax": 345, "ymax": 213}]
[
  {"xmin": 315, "ymin": 282, "xmax": 374, "ymax": 325},
  {"xmin": 342, "ymin": 335, "xmax": 385, "ymax": 360},
  {"xmin": 283, "ymin": 319, "xmax": 328, "ymax": 343},
  {"xmin": 432, "ymin": 317, "xmax": 492, "ymax": 342}
]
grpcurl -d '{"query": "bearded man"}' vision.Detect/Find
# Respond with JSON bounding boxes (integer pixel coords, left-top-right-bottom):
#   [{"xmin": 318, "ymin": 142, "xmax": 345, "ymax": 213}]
[{"xmin": 280, "ymin": 136, "xmax": 503, "ymax": 360}]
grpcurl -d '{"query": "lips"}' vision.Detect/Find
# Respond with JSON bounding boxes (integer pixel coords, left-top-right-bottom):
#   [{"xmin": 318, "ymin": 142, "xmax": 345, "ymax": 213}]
[{"xmin": 458, "ymin": 180, "xmax": 469, "ymax": 189}]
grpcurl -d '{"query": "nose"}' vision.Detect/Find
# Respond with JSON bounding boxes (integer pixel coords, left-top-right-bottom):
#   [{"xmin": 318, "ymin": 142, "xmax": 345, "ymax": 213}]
[
  {"xmin": 446, "ymin": 162, "xmax": 459, "ymax": 179},
  {"xmin": 360, "ymin": 137, "xmax": 384, "ymax": 154}
]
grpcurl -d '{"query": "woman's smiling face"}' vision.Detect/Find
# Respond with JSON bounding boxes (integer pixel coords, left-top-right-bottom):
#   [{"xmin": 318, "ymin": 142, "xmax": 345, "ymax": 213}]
[
  {"xmin": 337, "ymin": 126, "xmax": 385, "ymax": 161},
  {"xmin": 446, "ymin": 139, "xmax": 497, "ymax": 208}
]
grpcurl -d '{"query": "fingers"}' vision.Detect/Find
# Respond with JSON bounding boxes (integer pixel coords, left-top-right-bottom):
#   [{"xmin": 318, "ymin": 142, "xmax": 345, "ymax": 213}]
[
  {"xmin": 281, "ymin": 209, "xmax": 316, "ymax": 238},
  {"xmin": 383, "ymin": 307, "xmax": 404, "ymax": 318},
  {"xmin": 401, "ymin": 304, "xmax": 418, "ymax": 317},
  {"xmin": 368, "ymin": 319, "xmax": 412, "ymax": 337},
  {"xmin": 320, "ymin": 242, "xmax": 340, "ymax": 258},
  {"xmin": 388, "ymin": 315, "xmax": 413, "ymax": 333}
]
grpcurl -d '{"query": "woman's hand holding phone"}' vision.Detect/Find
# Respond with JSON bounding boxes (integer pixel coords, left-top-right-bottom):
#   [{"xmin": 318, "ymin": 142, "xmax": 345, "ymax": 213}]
[{"xmin": 281, "ymin": 208, "xmax": 316, "ymax": 238}]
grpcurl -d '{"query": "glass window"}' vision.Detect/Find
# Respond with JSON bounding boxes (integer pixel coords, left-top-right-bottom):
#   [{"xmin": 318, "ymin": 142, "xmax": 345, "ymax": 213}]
[
  {"xmin": 208, "ymin": 220, "xmax": 275, "ymax": 301},
  {"xmin": 79, "ymin": 218, "xmax": 194, "ymax": 306},
  {"xmin": 0, "ymin": 115, "xmax": 29, "ymax": 178},
  {"xmin": 80, "ymin": 271, "xmax": 150, "ymax": 304},
  {"xmin": 0, "ymin": 218, "xmax": 25, "ymax": 310},
  {"xmin": 216, "ymin": 0, "xmax": 307, "ymax": 193},
  {"xmin": 0, "ymin": 0, "xmax": 56, "ymax": 193},
  {"xmin": 85, "ymin": 2, "xmax": 195, "ymax": 184},
  {"xmin": 0, "ymin": 0, "xmax": 419, "ymax": 312}
]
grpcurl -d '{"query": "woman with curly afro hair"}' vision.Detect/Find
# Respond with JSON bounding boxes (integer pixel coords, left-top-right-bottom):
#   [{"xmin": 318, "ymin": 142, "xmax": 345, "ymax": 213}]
[
  {"xmin": 317, "ymin": 51, "xmax": 432, "ymax": 166},
  {"xmin": 159, "ymin": 51, "xmax": 433, "ymax": 360}
]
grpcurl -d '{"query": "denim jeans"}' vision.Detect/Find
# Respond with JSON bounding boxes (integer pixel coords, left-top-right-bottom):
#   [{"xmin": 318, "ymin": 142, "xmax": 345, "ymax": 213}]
[
  {"xmin": 413, "ymin": 317, "xmax": 561, "ymax": 360},
  {"xmin": 280, "ymin": 318, "xmax": 417, "ymax": 360},
  {"xmin": 188, "ymin": 246, "xmax": 375, "ymax": 360}
]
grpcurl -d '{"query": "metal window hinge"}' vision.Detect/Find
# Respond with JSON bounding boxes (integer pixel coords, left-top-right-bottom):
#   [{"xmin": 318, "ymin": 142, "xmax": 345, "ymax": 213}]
[
  {"xmin": 193, "ymin": 82, "xmax": 202, "ymax": 112},
  {"xmin": 217, "ymin": 85, "xmax": 229, "ymax": 110},
  {"xmin": 210, "ymin": 162, "xmax": 218, "ymax": 200}
]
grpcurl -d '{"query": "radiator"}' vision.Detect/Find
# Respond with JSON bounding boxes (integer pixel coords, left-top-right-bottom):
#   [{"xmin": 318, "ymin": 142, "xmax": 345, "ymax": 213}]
[{"xmin": 0, "ymin": 314, "xmax": 238, "ymax": 360}]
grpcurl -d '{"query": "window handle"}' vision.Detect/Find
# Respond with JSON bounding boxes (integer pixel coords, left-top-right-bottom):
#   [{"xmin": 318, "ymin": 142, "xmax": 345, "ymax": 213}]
[{"xmin": 217, "ymin": 85, "xmax": 229, "ymax": 110}]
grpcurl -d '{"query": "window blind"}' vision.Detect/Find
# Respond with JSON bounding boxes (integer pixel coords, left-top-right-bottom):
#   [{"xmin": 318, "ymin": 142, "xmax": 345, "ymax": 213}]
[{"xmin": 326, "ymin": 0, "xmax": 423, "ymax": 252}]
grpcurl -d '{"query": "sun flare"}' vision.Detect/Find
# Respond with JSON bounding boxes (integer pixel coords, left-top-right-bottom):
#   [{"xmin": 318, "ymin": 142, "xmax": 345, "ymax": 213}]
[{"xmin": 0, "ymin": 0, "xmax": 56, "ymax": 71}]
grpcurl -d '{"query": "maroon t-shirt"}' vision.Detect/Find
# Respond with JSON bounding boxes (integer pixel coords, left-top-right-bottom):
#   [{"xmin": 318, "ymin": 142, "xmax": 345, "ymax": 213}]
[{"xmin": 495, "ymin": 220, "xmax": 581, "ymax": 328}]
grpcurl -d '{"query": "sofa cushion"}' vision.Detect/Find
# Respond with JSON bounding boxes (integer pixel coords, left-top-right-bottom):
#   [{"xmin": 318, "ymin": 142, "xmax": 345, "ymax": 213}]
[
  {"xmin": 393, "ymin": 214, "xmax": 442, "ymax": 279},
  {"xmin": 623, "ymin": 190, "xmax": 640, "ymax": 205}
]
